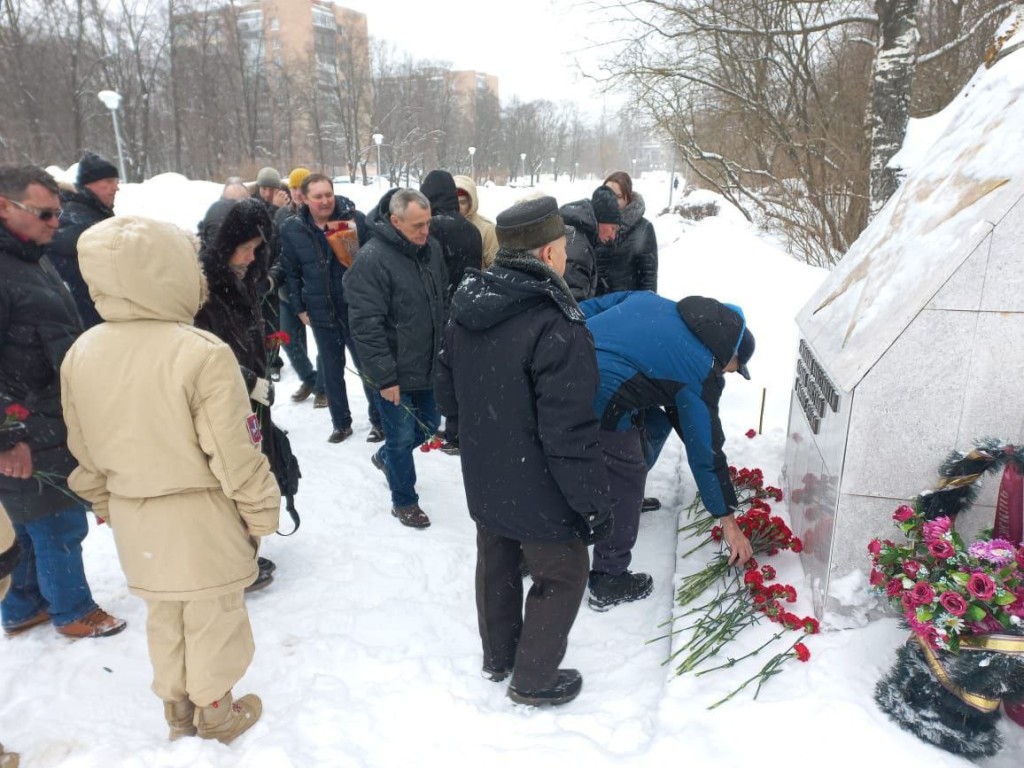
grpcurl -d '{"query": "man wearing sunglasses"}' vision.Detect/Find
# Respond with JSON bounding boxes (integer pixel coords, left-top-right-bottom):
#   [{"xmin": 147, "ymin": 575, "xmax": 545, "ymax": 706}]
[
  {"xmin": 48, "ymin": 151, "xmax": 120, "ymax": 329},
  {"xmin": 0, "ymin": 165, "xmax": 125, "ymax": 640}
]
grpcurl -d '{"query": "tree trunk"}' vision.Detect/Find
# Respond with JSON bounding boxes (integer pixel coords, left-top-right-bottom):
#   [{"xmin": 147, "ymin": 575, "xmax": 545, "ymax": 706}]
[{"xmin": 868, "ymin": 0, "xmax": 920, "ymax": 219}]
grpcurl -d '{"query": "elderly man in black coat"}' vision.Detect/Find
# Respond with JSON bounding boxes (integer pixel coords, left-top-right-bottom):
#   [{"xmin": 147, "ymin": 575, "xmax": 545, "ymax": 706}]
[
  {"xmin": 435, "ymin": 196, "xmax": 612, "ymax": 707},
  {"xmin": 47, "ymin": 151, "xmax": 120, "ymax": 328}
]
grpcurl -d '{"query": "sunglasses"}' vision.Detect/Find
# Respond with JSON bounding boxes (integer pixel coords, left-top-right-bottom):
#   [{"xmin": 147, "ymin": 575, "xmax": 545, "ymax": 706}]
[{"xmin": 6, "ymin": 198, "xmax": 63, "ymax": 222}]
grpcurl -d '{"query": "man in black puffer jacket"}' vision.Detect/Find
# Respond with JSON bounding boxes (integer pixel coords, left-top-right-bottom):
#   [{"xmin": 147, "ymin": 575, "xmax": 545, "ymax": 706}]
[
  {"xmin": 420, "ymin": 170, "xmax": 482, "ymax": 301},
  {"xmin": 345, "ymin": 188, "xmax": 448, "ymax": 530},
  {"xmin": 435, "ymin": 195, "xmax": 611, "ymax": 707},
  {"xmin": 47, "ymin": 151, "xmax": 120, "ymax": 329},
  {"xmin": 0, "ymin": 165, "xmax": 125, "ymax": 640}
]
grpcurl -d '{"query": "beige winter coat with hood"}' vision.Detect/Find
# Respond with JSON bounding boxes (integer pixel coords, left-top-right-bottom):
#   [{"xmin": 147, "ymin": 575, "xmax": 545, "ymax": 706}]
[
  {"xmin": 60, "ymin": 216, "xmax": 280, "ymax": 601},
  {"xmin": 453, "ymin": 175, "xmax": 499, "ymax": 268}
]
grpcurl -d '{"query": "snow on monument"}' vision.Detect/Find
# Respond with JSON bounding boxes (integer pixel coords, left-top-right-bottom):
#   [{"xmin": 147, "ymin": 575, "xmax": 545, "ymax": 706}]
[{"xmin": 783, "ymin": 18, "xmax": 1024, "ymax": 620}]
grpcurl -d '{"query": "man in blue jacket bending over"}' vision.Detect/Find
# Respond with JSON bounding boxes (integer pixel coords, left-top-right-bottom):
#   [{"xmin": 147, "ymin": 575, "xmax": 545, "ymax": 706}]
[{"xmin": 581, "ymin": 292, "xmax": 756, "ymax": 610}]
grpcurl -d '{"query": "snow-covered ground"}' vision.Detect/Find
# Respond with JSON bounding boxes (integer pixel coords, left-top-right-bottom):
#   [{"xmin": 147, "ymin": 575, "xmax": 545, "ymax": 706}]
[{"xmin": 3, "ymin": 173, "xmax": 1022, "ymax": 767}]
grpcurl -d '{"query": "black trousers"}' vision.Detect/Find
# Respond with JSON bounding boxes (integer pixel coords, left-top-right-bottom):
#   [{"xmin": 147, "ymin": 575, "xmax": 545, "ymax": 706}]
[
  {"xmin": 593, "ymin": 427, "xmax": 647, "ymax": 575},
  {"xmin": 475, "ymin": 524, "xmax": 589, "ymax": 692}
]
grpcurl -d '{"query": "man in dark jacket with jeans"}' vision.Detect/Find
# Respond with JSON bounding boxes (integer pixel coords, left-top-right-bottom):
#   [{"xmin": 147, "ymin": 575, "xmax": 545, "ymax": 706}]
[
  {"xmin": 345, "ymin": 189, "xmax": 448, "ymax": 529},
  {"xmin": 280, "ymin": 173, "xmax": 380, "ymax": 443},
  {"xmin": 435, "ymin": 196, "xmax": 612, "ymax": 707},
  {"xmin": 0, "ymin": 165, "xmax": 125, "ymax": 640}
]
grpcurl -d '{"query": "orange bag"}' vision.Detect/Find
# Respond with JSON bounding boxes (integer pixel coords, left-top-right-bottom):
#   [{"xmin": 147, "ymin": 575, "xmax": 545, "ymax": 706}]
[{"xmin": 325, "ymin": 222, "xmax": 359, "ymax": 268}]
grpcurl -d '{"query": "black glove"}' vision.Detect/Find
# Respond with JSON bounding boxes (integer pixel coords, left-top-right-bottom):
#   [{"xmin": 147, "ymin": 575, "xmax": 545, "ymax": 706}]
[{"xmin": 575, "ymin": 509, "xmax": 614, "ymax": 545}]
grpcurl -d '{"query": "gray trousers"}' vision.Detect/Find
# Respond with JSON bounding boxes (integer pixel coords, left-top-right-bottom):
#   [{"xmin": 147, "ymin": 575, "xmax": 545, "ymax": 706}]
[
  {"xmin": 592, "ymin": 427, "xmax": 647, "ymax": 575},
  {"xmin": 475, "ymin": 525, "xmax": 588, "ymax": 692}
]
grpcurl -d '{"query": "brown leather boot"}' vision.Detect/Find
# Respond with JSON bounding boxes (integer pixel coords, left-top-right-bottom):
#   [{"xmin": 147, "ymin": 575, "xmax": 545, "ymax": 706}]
[
  {"xmin": 194, "ymin": 692, "xmax": 262, "ymax": 744},
  {"xmin": 164, "ymin": 699, "xmax": 197, "ymax": 740},
  {"xmin": 56, "ymin": 607, "xmax": 126, "ymax": 639}
]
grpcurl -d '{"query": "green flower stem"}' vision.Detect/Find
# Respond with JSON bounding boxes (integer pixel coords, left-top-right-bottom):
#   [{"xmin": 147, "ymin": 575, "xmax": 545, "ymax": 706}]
[
  {"xmin": 695, "ymin": 631, "xmax": 784, "ymax": 677},
  {"xmin": 707, "ymin": 634, "xmax": 807, "ymax": 709}
]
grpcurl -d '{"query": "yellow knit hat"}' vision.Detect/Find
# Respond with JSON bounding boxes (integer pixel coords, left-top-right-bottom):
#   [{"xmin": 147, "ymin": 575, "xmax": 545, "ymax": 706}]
[{"xmin": 288, "ymin": 167, "xmax": 312, "ymax": 189}]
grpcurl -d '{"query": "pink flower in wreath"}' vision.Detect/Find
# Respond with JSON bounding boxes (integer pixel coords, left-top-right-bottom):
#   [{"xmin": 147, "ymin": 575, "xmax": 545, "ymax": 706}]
[
  {"xmin": 921, "ymin": 516, "xmax": 952, "ymax": 544},
  {"xmin": 966, "ymin": 572, "xmax": 997, "ymax": 601},
  {"xmin": 911, "ymin": 581, "xmax": 936, "ymax": 606},
  {"xmin": 939, "ymin": 591, "xmax": 967, "ymax": 617},
  {"xmin": 867, "ymin": 539, "xmax": 882, "ymax": 556},
  {"xmin": 893, "ymin": 505, "xmax": 915, "ymax": 522},
  {"xmin": 869, "ymin": 569, "xmax": 886, "ymax": 587},
  {"xmin": 886, "ymin": 578, "xmax": 904, "ymax": 598},
  {"xmin": 968, "ymin": 539, "xmax": 1017, "ymax": 567},
  {"xmin": 928, "ymin": 540, "xmax": 955, "ymax": 560},
  {"xmin": 903, "ymin": 560, "xmax": 921, "ymax": 579}
]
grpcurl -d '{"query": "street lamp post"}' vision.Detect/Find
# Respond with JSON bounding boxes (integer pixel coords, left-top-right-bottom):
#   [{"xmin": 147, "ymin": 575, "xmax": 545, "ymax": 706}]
[
  {"xmin": 97, "ymin": 90, "xmax": 127, "ymax": 180},
  {"xmin": 574, "ymin": 161, "xmax": 579, "ymax": 182},
  {"xmin": 519, "ymin": 153, "xmax": 526, "ymax": 184},
  {"xmin": 550, "ymin": 156, "xmax": 555, "ymax": 180},
  {"xmin": 631, "ymin": 158, "xmax": 637, "ymax": 178},
  {"xmin": 468, "ymin": 146, "xmax": 476, "ymax": 181},
  {"xmin": 372, "ymin": 133, "xmax": 384, "ymax": 190}
]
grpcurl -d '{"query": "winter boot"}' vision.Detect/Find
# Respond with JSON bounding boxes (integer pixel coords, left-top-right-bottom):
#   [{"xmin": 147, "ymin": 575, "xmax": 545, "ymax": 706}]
[
  {"xmin": 588, "ymin": 570, "xmax": 654, "ymax": 611},
  {"xmin": 164, "ymin": 699, "xmax": 197, "ymax": 740},
  {"xmin": 194, "ymin": 692, "xmax": 262, "ymax": 745},
  {"xmin": 641, "ymin": 497, "xmax": 661, "ymax": 512},
  {"xmin": 0, "ymin": 743, "xmax": 19, "ymax": 768},
  {"xmin": 508, "ymin": 669, "xmax": 582, "ymax": 706}
]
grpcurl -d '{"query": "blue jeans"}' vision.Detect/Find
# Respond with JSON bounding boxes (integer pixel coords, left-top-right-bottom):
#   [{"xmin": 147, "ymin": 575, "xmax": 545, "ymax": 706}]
[
  {"xmin": 280, "ymin": 300, "xmax": 325, "ymax": 394},
  {"xmin": 1, "ymin": 506, "xmax": 97, "ymax": 629},
  {"xmin": 373, "ymin": 390, "xmax": 440, "ymax": 507},
  {"xmin": 311, "ymin": 321, "xmax": 381, "ymax": 432}
]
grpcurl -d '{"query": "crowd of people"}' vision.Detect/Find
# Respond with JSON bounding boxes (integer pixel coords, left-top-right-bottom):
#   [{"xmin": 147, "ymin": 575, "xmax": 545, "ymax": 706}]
[{"xmin": 0, "ymin": 153, "xmax": 756, "ymax": 757}]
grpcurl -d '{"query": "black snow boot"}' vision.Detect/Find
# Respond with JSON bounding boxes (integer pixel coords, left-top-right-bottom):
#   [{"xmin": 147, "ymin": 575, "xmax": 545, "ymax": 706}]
[
  {"xmin": 587, "ymin": 570, "xmax": 654, "ymax": 611},
  {"xmin": 508, "ymin": 669, "xmax": 582, "ymax": 706}
]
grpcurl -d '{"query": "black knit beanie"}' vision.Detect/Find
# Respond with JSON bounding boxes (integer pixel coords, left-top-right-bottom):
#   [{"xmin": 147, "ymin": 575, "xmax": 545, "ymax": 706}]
[
  {"xmin": 591, "ymin": 185, "xmax": 622, "ymax": 225},
  {"xmin": 77, "ymin": 151, "xmax": 119, "ymax": 186}
]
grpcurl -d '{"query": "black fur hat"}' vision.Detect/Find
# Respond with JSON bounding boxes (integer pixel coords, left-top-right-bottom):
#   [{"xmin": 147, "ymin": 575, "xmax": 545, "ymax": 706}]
[
  {"xmin": 212, "ymin": 198, "xmax": 273, "ymax": 257},
  {"xmin": 495, "ymin": 196, "xmax": 566, "ymax": 251}
]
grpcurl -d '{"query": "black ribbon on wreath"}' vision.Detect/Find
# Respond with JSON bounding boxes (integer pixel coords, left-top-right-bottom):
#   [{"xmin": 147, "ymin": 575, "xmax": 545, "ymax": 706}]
[{"xmin": 918, "ymin": 439, "xmax": 1024, "ymax": 521}]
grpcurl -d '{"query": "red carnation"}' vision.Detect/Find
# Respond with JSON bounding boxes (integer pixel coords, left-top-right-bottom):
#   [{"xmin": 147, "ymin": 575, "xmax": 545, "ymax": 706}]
[
  {"xmin": 4, "ymin": 403, "xmax": 29, "ymax": 422},
  {"xmin": 790, "ymin": 537, "xmax": 804, "ymax": 553},
  {"xmin": 745, "ymin": 429, "xmax": 757, "ymax": 439},
  {"xmin": 802, "ymin": 617, "xmax": 820, "ymax": 634},
  {"xmin": 794, "ymin": 643, "xmax": 811, "ymax": 662}
]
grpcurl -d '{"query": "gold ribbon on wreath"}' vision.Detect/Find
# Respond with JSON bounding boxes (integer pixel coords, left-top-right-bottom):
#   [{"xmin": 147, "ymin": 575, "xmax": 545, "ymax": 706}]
[{"xmin": 910, "ymin": 635, "xmax": 1002, "ymax": 714}]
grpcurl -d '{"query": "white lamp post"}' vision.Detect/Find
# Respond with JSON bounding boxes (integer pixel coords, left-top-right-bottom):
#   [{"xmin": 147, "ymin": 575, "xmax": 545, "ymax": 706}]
[
  {"xmin": 631, "ymin": 157, "xmax": 637, "ymax": 177},
  {"xmin": 372, "ymin": 133, "xmax": 384, "ymax": 190},
  {"xmin": 574, "ymin": 160, "xmax": 579, "ymax": 182},
  {"xmin": 519, "ymin": 152, "xmax": 526, "ymax": 183},
  {"xmin": 468, "ymin": 146, "xmax": 476, "ymax": 180},
  {"xmin": 550, "ymin": 156, "xmax": 555, "ymax": 179},
  {"xmin": 97, "ymin": 90, "xmax": 127, "ymax": 180}
]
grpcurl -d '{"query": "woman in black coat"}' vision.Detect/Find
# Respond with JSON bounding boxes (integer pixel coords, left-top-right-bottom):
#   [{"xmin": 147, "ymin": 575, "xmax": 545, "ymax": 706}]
[
  {"xmin": 600, "ymin": 171, "xmax": 658, "ymax": 294},
  {"xmin": 194, "ymin": 198, "xmax": 278, "ymax": 589}
]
